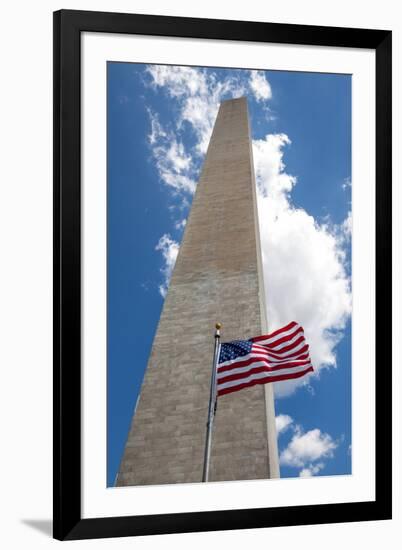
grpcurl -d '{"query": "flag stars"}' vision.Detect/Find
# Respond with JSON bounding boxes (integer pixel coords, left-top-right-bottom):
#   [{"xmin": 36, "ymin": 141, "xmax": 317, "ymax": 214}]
[{"xmin": 219, "ymin": 340, "xmax": 252, "ymax": 363}]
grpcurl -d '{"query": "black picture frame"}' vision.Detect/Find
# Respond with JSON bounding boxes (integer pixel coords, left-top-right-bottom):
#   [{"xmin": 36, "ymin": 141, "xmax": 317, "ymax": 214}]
[{"xmin": 53, "ymin": 9, "xmax": 392, "ymax": 541}]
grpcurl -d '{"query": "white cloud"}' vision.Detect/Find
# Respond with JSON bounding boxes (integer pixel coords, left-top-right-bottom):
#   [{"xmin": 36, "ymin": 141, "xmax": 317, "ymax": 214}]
[
  {"xmin": 299, "ymin": 463, "xmax": 325, "ymax": 477},
  {"xmin": 280, "ymin": 427, "xmax": 337, "ymax": 468},
  {"xmin": 253, "ymin": 134, "xmax": 351, "ymax": 396},
  {"xmin": 166, "ymin": 140, "xmax": 192, "ymax": 172},
  {"xmin": 253, "ymin": 134, "xmax": 296, "ymax": 206},
  {"xmin": 147, "ymin": 108, "xmax": 167, "ymax": 145},
  {"xmin": 146, "ymin": 65, "xmax": 256, "ymax": 156},
  {"xmin": 342, "ymin": 177, "xmax": 351, "ymax": 191},
  {"xmin": 276, "ymin": 414, "xmax": 294, "ymax": 435},
  {"xmin": 175, "ymin": 218, "xmax": 187, "ymax": 230},
  {"xmin": 342, "ymin": 210, "xmax": 352, "ymax": 239},
  {"xmin": 146, "ymin": 65, "xmax": 217, "ymax": 155},
  {"xmin": 146, "ymin": 65, "xmax": 273, "ymax": 201},
  {"xmin": 146, "ymin": 65, "xmax": 209, "ymax": 99},
  {"xmin": 147, "ymin": 107, "xmax": 196, "ymax": 196},
  {"xmin": 275, "ymin": 416, "xmax": 338, "ymax": 476},
  {"xmin": 155, "ymin": 234, "xmax": 179, "ymax": 297},
  {"xmin": 149, "ymin": 131, "xmax": 196, "ymax": 195},
  {"xmin": 250, "ymin": 70, "xmax": 272, "ymax": 102},
  {"xmin": 181, "ymin": 78, "xmax": 248, "ymax": 154}
]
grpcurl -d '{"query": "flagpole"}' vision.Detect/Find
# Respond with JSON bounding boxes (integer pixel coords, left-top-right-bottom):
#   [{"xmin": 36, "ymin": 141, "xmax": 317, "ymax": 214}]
[{"xmin": 202, "ymin": 322, "xmax": 221, "ymax": 482}]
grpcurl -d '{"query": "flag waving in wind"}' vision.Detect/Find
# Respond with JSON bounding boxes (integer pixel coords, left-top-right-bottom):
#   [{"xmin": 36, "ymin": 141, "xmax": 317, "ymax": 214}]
[{"xmin": 217, "ymin": 321, "xmax": 314, "ymax": 396}]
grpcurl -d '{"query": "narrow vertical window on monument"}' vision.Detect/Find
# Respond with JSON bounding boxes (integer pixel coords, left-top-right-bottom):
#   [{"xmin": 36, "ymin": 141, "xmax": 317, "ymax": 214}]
[{"xmin": 107, "ymin": 63, "xmax": 352, "ymax": 487}]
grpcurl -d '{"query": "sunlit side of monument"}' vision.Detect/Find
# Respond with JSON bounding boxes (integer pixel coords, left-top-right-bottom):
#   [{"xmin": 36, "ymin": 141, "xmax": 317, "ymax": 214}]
[{"xmin": 116, "ymin": 97, "xmax": 280, "ymax": 486}]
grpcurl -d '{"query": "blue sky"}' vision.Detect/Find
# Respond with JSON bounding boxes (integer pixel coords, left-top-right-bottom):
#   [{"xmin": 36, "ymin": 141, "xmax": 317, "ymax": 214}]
[{"xmin": 107, "ymin": 62, "xmax": 351, "ymax": 486}]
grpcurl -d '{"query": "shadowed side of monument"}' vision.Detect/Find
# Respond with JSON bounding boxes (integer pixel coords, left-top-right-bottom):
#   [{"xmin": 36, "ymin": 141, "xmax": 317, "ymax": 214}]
[{"xmin": 116, "ymin": 97, "xmax": 279, "ymax": 486}]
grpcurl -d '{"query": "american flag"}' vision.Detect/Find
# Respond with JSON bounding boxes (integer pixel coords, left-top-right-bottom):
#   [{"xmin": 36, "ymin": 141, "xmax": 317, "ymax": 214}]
[{"xmin": 216, "ymin": 321, "xmax": 314, "ymax": 396}]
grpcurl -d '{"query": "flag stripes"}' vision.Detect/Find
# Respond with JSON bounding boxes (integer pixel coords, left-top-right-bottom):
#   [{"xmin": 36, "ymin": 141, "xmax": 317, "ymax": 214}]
[{"xmin": 217, "ymin": 322, "xmax": 313, "ymax": 397}]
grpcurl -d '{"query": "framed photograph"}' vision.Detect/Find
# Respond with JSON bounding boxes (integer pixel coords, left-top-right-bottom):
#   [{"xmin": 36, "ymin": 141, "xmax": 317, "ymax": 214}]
[{"xmin": 53, "ymin": 9, "xmax": 392, "ymax": 540}]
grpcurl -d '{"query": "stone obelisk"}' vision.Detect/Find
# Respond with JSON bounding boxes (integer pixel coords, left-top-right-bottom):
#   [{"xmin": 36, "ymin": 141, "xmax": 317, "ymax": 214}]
[{"xmin": 116, "ymin": 97, "xmax": 279, "ymax": 486}]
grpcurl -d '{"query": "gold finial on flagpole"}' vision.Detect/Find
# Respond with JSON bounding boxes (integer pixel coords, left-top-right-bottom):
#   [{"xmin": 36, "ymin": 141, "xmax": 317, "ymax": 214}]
[{"xmin": 215, "ymin": 322, "xmax": 222, "ymax": 330}]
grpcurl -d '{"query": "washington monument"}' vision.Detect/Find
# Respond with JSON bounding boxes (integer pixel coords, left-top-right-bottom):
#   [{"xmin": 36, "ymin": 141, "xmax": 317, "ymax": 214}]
[{"xmin": 116, "ymin": 97, "xmax": 280, "ymax": 486}]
